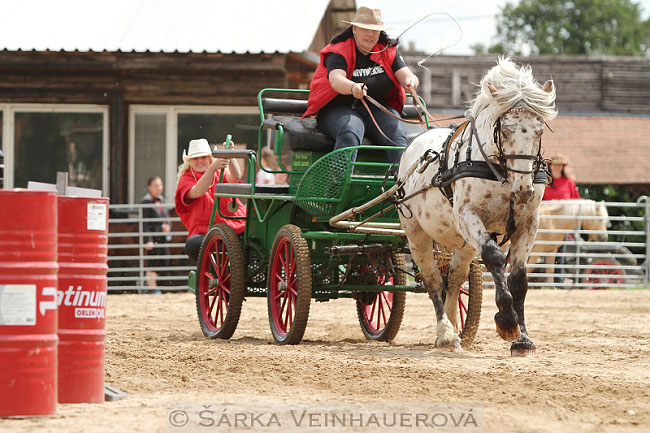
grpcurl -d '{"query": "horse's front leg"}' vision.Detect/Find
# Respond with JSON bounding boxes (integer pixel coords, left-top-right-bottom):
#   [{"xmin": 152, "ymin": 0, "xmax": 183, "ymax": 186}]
[
  {"xmin": 405, "ymin": 226, "xmax": 461, "ymax": 350},
  {"xmin": 508, "ymin": 226, "xmax": 538, "ymax": 356},
  {"xmin": 455, "ymin": 207, "xmax": 521, "ymax": 342}
]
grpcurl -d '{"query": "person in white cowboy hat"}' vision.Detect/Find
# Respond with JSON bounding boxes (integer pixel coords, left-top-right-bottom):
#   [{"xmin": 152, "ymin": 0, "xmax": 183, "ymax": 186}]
[
  {"xmin": 302, "ymin": 6, "xmax": 420, "ymax": 164},
  {"xmin": 174, "ymin": 138, "xmax": 246, "ymax": 264}
]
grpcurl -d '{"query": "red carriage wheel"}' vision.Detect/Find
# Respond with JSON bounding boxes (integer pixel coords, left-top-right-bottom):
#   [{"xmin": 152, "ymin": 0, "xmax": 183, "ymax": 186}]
[
  {"xmin": 586, "ymin": 258, "xmax": 624, "ymax": 290},
  {"xmin": 356, "ymin": 253, "xmax": 406, "ymax": 342},
  {"xmin": 195, "ymin": 225, "xmax": 245, "ymax": 339},
  {"xmin": 267, "ymin": 225, "xmax": 312, "ymax": 345}
]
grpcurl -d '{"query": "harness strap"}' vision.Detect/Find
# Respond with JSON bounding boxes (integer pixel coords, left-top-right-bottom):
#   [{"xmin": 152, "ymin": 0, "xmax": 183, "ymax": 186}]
[{"xmin": 469, "ymin": 116, "xmax": 507, "ymax": 184}]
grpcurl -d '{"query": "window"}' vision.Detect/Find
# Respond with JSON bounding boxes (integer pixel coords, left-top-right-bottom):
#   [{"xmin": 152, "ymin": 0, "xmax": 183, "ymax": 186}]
[
  {"xmin": 133, "ymin": 113, "xmax": 167, "ymax": 202},
  {"xmin": 1, "ymin": 105, "xmax": 108, "ymax": 193},
  {"xmin": 129, "ymin": 106, "xmax": 259, "ymax": 203}
]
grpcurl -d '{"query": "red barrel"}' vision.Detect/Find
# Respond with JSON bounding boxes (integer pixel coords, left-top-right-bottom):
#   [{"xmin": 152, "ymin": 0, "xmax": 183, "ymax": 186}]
[
  {"xmin": 0, "ymin": 190, "xmax": 58, "ymax": 417},
  {"xmin": 57, "ymin": 196, "xmax": 109, "ymax": 404}
]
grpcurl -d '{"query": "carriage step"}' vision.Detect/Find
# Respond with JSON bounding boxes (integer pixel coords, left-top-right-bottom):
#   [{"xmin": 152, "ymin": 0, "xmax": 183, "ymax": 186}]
[{"xmin": 187, "ymin": 270, "xmax": 196, "ymax": 294}]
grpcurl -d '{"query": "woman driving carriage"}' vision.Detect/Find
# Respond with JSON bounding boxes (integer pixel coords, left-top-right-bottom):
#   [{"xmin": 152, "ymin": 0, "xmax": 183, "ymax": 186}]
[
  {"xmin": 174, "ymin": 138, "xmax": 247, "ymax": 264},
  {"xmin": 302, "ymin": 6, "xmax": 420, "ymax": 163}
]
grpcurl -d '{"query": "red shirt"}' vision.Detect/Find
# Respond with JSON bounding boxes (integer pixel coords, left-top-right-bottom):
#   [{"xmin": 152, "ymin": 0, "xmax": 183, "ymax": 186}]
[
  {"xmin": 303, "ymin": 37, "xmax": 405, "ymax": 118},
  {"xmin": 174, "ymin": 168, "xmax": 246, "ymax": 237},
  {"xmin": 543, "ymin": 176, "xmax": 580, "ymax": 200}
]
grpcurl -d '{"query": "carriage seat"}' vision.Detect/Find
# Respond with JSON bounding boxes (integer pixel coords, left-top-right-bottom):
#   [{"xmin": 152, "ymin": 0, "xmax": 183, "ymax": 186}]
[{"xmin": 261, "ymin": 98, "xmax": 427, "ymax": 152}]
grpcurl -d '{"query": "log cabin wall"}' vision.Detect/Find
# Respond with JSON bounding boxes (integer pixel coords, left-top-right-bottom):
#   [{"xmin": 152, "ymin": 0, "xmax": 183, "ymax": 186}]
[
  {"xmin": 0, "ymin": 50, "xmax": 295, "ymax": 202},
  {"xmin": 403, "ymin": 54, "xmax": 650, "ymax": 114},
  {"xmin": 1, "ymin": 50, "xmax": 649, "ymax": 200}
]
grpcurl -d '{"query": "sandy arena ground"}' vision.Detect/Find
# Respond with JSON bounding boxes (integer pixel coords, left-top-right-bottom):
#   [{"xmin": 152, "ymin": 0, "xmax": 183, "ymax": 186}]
[{"xmin": 2, "ymin": 288, "xmax": 649, "ymax": 432}]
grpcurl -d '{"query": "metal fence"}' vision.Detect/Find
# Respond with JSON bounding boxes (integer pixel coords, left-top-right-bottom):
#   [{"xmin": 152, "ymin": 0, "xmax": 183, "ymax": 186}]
[
  {"xmin": 107, "ymin": 199, "xmax": 649, "ymax": 292},
  {"xmin": 509, "ymin": 198, "xmax": 648, "ymax": 289},
  {"xmin": 108, "ymin": 203, "xmax": 191, "ymax": 293}
]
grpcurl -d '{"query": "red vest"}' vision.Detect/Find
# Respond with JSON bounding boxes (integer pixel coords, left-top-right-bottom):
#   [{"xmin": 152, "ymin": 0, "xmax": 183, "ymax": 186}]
[
  {"xmin": 303, "ymin": 38, "xmax": 406, "ymax": 118},
  {"xmin": 543, "ymin": 176, "xmax": 581, "ymax": 200}
]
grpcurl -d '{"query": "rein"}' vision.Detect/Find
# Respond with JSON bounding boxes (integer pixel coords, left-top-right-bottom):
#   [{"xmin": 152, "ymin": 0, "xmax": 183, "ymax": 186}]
[{"xmin": 358, "ymin": 89, "xmax": 466, "ymax": 146}]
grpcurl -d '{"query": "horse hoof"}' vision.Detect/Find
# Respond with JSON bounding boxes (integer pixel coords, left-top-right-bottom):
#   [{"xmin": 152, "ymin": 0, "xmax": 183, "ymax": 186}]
[
  {"xmin": 511, "ymin": 342, "xmax": 536, "ymax": 357},
  {"xmin": 435, "ymin": 337, "xmax": 462, "ymax": 352},
  {"xmin": 495, "ymin": 323, "xmax": 521, "ymax": 342},
  {"xmin": 494, "ymin": 311, "xmax": 521, "ymax": 342}
]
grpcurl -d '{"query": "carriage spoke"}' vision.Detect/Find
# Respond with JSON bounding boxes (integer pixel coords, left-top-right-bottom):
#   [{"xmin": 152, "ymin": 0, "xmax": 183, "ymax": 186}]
[
  {"xmin": 213, "ymin": 293, "xmax": 222, "ymax": 325},
  {"xmin": 380, "ymin": 291, "xmax": 393, "ymax": 312},
  {"xmin": 282, "ymin": 293, "xmax": 291, "ymax": 330},
  {"xmin": 279, "ymin": 289, "xmax": 288, "ymax": 315},
  {"xmin": 208, "ymin": 290, "xmax": 218, "ymax": 316},
  {"xmin": 369, "ymin": 295, "xmax": 378, "ymax": 326},
  {"xmin": 459, "ymin": 297, "xmax": 467, "ymax": 329},
  {"xmin": 209, "ymin": 253, "xmax": 219, "ymax": 275},
  {"xmin": 379, "ymin": 295, "xmax": 388, "ymax": 328},
  {"xmin": 286, "ymin": 294, "xmax": 296, "ymax": 331}
]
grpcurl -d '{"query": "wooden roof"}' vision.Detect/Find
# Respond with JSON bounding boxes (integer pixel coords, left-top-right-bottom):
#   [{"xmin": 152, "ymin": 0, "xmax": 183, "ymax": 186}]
[{"xmin": 543, "ymin": 115, "xmax": 650, "ymax": 185}]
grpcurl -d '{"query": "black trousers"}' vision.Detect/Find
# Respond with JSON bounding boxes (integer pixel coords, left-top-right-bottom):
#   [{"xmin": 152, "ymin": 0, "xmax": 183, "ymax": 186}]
[{"xmin": 184, "ymin": 234, "xmax": 205, "ymax": 266}]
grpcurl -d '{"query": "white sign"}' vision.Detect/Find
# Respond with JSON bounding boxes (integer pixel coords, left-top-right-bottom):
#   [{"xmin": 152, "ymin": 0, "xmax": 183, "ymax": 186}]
[
  {"xmin": 0, "ymin": 284, "xmax": 36, "ymax": 326},
  {"xmin": 87, "ymin": 203, "xmax": 107, "ymax": 231}
]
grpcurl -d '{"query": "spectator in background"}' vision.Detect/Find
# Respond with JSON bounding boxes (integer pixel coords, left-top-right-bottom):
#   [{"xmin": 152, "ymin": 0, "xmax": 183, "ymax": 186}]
[
  {"xmin": 141, "ymin": 176, "xmax": 171, "ymax": 292},
  {"xmin": 543, "ymin": 154, "xmax": 580, "ymax": 200},
  {"xmin": 175, "ymin": 138, "xmax": 246, "ymax": 265},
  {"xmin": 256, "ymin": 147, "xmax": 289, "ymax": 186},
  {"xmin": 256, "ymin": 147, "xmax": 279, "ymax": 185}
]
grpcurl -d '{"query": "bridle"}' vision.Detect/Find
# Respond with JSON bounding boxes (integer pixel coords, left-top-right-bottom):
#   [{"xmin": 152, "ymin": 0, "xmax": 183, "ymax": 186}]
[{"xmin": 491, "ymin": 107, "xmax": 546, "ymax": 177}]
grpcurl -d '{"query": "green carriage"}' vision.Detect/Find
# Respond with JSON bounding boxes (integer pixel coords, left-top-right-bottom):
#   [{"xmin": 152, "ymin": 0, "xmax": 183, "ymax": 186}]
[{"xmin": 188, "ymin": 88, "xmax": 482, "ymax": 345}]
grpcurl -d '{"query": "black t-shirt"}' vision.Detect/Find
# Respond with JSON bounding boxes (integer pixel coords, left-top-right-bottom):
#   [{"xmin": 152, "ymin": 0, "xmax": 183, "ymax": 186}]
[{"xmin": 324, "ymin": 47, "xmax": 406, "ymax": 107}]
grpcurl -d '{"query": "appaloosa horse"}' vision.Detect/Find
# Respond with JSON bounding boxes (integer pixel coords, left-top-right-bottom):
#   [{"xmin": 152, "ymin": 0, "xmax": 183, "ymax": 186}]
[{"xmin": 398, "ymin": 58, "xmax": 557, "ymax": 356}]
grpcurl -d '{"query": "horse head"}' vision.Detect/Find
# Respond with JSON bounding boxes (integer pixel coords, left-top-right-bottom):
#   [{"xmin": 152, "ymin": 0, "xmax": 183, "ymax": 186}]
[{"xmin": 470, "ymin": 58, "xmax": 557, "ymax": 205}]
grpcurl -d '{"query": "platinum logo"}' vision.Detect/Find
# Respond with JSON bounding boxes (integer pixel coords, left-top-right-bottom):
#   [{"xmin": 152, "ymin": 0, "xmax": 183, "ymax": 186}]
[{"xmin": 58, "ymin": 285, "xmax": 106, "ymax": 319}]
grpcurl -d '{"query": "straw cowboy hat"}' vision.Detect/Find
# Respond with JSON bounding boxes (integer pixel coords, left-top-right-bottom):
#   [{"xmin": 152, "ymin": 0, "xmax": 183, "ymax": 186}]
[
  {"xmin": 342, "ymin": 6, "xmax": 394, "ymax": 31},
  {"xmin": 550, "ymin": 154, "xmax": 568, "ymax": 165},
  {"xmin": 182, "ymin": 138, "xmax": 212, "ymax": 163}
]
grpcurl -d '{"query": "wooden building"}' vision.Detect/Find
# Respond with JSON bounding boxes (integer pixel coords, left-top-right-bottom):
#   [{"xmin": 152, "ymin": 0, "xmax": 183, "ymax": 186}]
[
  {"xmin": 403, "ymin": 54, "xmax": 650, "ymax": 189},
  {"xmin": 0, "ymin": 0, "xmax": 355, "ymax": 203},
  {"xmin": 0, "ymin": 0, "xmax": 648, "ymax": 202}
]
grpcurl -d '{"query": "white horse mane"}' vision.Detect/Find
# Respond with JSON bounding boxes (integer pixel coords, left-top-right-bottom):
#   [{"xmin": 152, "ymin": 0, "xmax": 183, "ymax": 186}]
[{"xmin": 466, "ymin": 57, "xmax": 557, "ymax": 124}]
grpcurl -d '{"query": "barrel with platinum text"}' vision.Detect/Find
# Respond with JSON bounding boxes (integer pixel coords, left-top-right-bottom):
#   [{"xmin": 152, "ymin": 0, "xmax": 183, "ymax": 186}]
[
  {"xmin": 57, "ymin": 196, "xmax": 109, "ymax": 404},
  {"xmin": 0, "ymin": 190, "xmax": 58, "ymax": 417}
]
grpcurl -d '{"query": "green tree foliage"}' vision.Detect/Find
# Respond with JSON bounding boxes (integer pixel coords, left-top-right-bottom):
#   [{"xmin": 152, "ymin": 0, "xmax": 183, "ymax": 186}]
[{"xmin": 493, "ymin": 0, "xmax": 650, "ymax": 55}]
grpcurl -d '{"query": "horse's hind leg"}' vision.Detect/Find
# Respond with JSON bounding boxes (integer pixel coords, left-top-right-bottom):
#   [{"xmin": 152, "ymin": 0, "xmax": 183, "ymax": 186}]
[
  {"xmin": 455, "ymin": 210, "xmax": 520, "ymax": 342},
  {"xmin": 444, "ymin": 247, "xmax": 475, "ymax": 333},
  {"xmin": 407, "ymin": 231, "xmax": 461, "ymax": 350}
]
